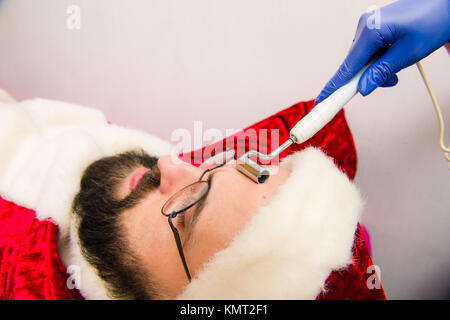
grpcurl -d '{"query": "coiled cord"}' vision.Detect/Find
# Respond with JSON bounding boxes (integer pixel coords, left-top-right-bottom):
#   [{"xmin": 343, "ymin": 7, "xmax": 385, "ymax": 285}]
[{"xmin": 415, "ymin": 61, "xmax": 450, "ymax": 167}]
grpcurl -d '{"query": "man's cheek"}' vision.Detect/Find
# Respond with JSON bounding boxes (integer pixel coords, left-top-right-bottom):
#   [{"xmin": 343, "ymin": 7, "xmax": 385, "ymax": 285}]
[{"xmin": 198, "ymin": 215, "xmax": 234, "ymax": 251}]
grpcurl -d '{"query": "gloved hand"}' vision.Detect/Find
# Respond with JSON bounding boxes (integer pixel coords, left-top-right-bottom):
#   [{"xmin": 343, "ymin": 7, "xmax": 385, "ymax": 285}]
[{"xmin": 316, "ymin": 0, "xmax": 450, "ymax": 104}]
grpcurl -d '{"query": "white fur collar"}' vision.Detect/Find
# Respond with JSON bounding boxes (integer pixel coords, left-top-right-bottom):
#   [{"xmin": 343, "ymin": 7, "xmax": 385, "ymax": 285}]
[
  {"xmin": 0, "ymin": 99, "xmax": 362, "ymax": 300},
  {"xmin": 177, "ymin": 148, "xmax": 362, "ymax": 299}
]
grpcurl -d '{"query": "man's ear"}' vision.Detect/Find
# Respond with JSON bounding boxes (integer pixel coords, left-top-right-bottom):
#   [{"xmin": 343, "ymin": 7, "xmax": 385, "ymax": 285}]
[{"xmin": 0, "ymin": 88, "xmax": 16, "ymax": 103}]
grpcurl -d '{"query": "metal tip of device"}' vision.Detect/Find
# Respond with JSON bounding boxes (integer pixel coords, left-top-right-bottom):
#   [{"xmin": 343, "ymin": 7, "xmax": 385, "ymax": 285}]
[
  {"xmin": 236, "ymin": 156, "xmax": 270, "ymax": 184},
  {"xmin": 235, "ymin": 135, "xmax": 296, "ymax": 184}
]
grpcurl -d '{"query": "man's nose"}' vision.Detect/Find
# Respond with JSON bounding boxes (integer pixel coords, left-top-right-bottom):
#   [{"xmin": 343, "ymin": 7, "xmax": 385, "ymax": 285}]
[{"xmin": 157, "ymin": 155, "xmax": 201, "ymax": 195}]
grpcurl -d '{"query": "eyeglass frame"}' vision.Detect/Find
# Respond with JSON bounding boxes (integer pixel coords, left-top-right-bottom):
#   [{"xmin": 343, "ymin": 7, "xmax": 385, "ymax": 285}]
[{"xmin": 160, "ymin": 152, "xmax": 234, "ymax": 282}]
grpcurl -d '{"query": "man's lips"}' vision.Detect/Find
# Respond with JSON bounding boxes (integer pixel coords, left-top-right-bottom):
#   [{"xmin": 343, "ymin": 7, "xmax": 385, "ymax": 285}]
[{"xmin": 130, "ymin": 168, "xmax": 151, "ymax": 190}]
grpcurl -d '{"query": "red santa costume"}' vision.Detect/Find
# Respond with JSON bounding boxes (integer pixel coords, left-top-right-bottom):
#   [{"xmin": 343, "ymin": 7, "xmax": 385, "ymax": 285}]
[{"xmin": 0, "ymin": 97, "xmax": 385, "ymax": 300}]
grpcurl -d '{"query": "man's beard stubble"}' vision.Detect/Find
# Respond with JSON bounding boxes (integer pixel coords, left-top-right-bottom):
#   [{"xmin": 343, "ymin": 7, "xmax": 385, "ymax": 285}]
[{"xmin": 73, "ymin": 149, "xmax": 163, "ymax": 299}]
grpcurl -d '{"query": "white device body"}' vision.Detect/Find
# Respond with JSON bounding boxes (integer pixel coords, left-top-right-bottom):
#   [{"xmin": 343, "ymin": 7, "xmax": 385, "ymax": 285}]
[
  {"xmin": 236, "ymin": 63, "xmax": 372, "ymax": 184},
  {"xmin": 290, "ymin": 64, "xmax": 370, "ymax": 144}
]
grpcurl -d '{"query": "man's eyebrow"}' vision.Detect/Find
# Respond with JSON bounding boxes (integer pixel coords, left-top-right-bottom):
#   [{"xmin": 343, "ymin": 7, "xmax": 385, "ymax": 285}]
[{"xmin": 182, "ymin": 172, "xmax": 215, "ymax": 247}]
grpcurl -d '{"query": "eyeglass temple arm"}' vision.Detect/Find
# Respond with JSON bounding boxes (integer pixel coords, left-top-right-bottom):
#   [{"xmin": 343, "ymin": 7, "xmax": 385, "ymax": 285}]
[
  {"xmin": 198, "ymin": 159, "xmax": 229, "ymax": 181},
  {"xmin": 168, "ymin": 216, "xmax": 192, "ymax": 282}
]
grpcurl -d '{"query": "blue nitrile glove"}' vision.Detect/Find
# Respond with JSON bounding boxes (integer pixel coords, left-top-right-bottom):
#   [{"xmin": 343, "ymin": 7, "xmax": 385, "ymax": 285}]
[{"xmin": 316, "ymin": 0, "xmax": 450, "ymax": 104}]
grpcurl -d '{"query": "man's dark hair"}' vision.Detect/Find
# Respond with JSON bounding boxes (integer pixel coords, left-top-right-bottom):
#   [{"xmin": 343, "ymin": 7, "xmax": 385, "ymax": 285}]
[{"xmin": 72, "ymin": 149, "xmax": 161, "ymax": 299}]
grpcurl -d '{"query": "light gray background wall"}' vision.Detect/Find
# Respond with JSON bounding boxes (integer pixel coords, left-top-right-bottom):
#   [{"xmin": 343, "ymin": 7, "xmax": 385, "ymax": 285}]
[{"xmin": 0, "ymin": 0, "xmax": 448, "ymax": 299}]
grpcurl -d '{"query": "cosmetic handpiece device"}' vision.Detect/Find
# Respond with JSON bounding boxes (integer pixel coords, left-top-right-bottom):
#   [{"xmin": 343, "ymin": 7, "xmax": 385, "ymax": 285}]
[{"xmin": 237, "ymin": 63, "xmax": 371, "ymax": 183}]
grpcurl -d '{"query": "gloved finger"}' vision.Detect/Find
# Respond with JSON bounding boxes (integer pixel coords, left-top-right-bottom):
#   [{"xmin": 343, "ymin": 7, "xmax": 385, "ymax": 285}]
[
  {"xmin": 379, "ymin": 74, "xmax": 399, "ymax": 87},
  {"xmin": 316, "ymin": 18, "xmax": 387, "ymax": 104},
  {"xmin": 358, "ymin": 39, "xmax": 414, "ymax": 96}
]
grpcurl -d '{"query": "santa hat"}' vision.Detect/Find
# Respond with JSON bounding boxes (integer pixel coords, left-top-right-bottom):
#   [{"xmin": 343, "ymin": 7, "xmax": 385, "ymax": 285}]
[{"xmin": 0, "ymin": 98, "xmax": 361, "ymax": 299}]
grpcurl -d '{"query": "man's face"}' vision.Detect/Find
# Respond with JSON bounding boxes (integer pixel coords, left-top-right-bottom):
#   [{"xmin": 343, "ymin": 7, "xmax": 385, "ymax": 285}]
[{"xmin": 117, "ymin": 155, "xmax": 290, "ymax": 299}]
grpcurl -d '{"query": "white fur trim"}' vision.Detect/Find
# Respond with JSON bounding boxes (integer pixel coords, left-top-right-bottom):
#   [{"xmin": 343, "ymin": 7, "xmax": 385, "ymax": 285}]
[
  {"xmin": 0, "ymin": 88, "xmax": 16, "ymax": 103},
  {"xmin": 177, "ymin": 148, "xmax": 362, "ymax": 300}
]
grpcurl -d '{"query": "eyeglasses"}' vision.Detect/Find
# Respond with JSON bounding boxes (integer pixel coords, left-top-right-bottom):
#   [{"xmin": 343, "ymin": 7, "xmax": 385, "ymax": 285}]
[{"xmin": 160, "ymin": 149, "xmax": 235, "ymax": 282}]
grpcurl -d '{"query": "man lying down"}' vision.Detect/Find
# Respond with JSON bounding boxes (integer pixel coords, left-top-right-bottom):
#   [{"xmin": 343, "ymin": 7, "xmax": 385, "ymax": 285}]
[{"xmin": 0, "ymin": 92, "xmax": 368, "ymax": 300}]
